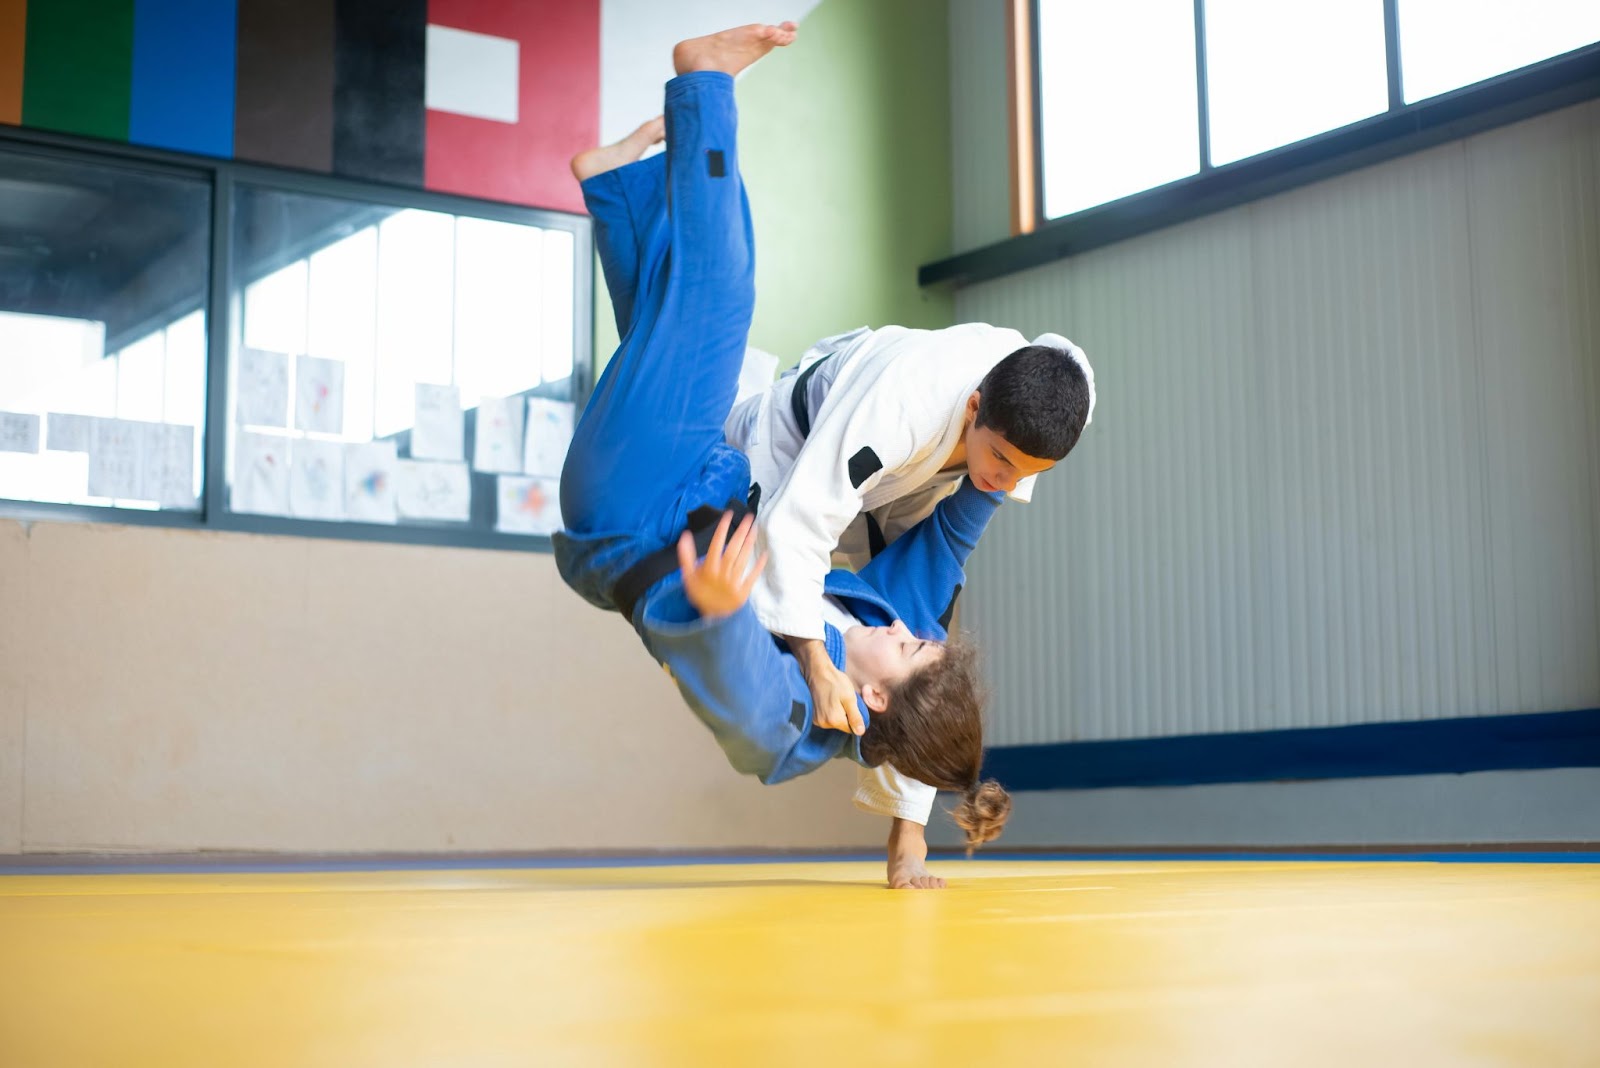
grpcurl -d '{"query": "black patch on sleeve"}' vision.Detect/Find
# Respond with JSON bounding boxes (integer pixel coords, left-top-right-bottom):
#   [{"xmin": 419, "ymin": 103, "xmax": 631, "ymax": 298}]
[
  {"xmin": 789, "ymin": 700, "xmax": 809, "ymax": 733},
  {"xmin": 938, "ymin": 584, "xmax": 964, "ymax": 630},
  {"xmin": 706, "ymin": 149, "xmax": 726, "ymax": 177},
  {"xmin": 847, "ymin": 447, "xmax": 883, "ymax": 489},
  {"xmin": 746, "ymin": 483, "xmax": 761, "ymax": 515}
]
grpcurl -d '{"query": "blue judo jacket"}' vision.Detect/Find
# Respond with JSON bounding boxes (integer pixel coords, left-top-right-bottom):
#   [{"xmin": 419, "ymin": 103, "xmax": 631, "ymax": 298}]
[{"xmin": 635, "ymin": 478, "xmax": 1003, "ymax": 784}]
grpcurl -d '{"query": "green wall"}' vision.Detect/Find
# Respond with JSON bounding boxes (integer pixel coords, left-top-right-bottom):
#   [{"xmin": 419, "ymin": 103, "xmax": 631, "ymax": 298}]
[{"xmin": 593, "ymin": 0, "xmax": 954, "ymax": 372}]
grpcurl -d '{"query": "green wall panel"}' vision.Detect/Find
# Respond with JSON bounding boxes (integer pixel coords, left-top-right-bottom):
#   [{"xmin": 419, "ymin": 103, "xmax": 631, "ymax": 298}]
[
  {"xmin": 595, "ymin": 0, "xmax": 953, "ymax": 372},
  {"xmin": 22, "ymin": 0, "xmax": 135, "ymax": 140}
]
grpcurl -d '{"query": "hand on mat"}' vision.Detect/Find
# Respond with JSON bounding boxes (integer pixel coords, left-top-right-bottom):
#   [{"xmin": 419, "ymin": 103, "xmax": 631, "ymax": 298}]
[
  {"xmin": 677, "ymin": 510, "xmax": 767, "ymax": 620},
  {"xmin": 808, "ymin": 661, "xmax": 864, "ymax": 736}
]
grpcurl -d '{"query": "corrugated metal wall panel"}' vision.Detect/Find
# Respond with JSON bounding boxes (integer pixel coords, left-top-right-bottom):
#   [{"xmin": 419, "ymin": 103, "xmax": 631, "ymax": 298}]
[{"xmin": 954, "ymin": 102, "xmax": 1600, "ymax": 745}]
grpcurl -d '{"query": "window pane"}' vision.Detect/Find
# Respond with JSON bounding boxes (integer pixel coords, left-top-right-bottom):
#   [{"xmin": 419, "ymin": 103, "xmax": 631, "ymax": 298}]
[
  {"xmin": 1204, "ymin": 0, "xmax": 1389, "ymax": 166},
  {"xmin": 230, "ymin": 185, "xmax": 578, "ymax": 536},
  {"xmin": 375, "ymin": 210, "xmax": 454, "ymax": 439},
  {"xmin": 1400, "ymin": 0, "xmax": 1600, "ymax": 103},
  {"xmin": 0, "ymin": 150, "xmax": 208, "ymax": 511},
  {"xmin": 1038, "ymin": 0, "xmax": 1201, "ymax": 219},
  {"xmin": 454, "ymin": 215, "xmax": 542, "ymax": 405},
  {"xmin": 540, "ymin": 229, "xmax": 577, "ymax": 388}
]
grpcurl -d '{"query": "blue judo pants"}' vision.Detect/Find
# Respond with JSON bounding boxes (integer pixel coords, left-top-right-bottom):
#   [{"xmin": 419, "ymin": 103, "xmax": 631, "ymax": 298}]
[{"xmin": 555, "ymin": 72, "xmax": 757, "ymax": 613}]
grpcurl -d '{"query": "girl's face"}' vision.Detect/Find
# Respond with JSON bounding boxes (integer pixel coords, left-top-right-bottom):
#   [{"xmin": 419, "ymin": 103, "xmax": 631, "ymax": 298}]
[{"xmin": 844, "ymin": 619, "xmax": 944, "ymax": 712}]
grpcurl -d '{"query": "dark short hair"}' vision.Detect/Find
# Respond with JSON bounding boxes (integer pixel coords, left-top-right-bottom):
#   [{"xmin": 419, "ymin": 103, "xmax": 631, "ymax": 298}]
[{"xmin": 975, "ymin": 344, "xmax": 1091, "ymax": 461}]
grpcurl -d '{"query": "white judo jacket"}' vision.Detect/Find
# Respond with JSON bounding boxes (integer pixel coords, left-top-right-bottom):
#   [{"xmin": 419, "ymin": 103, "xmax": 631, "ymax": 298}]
[{"xmin": 725, "ymin": 322, "xmax": 1046, "ymax": 642}]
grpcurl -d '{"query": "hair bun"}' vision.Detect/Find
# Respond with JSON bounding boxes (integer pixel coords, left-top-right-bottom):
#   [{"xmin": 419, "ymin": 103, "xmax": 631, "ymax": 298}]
[{"xmin": 951, "ymin": 778, "xmax": 1012, "ymax": 854}]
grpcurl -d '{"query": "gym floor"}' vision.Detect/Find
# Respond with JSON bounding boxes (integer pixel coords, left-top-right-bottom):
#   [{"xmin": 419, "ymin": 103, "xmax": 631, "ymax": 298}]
[{"xmin": 2, "ymin": 854, "xmax": 1597, "ymax": 1066}]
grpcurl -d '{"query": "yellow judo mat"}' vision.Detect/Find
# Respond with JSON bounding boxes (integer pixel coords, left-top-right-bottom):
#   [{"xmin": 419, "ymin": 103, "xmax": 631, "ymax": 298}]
[{"xmin": 2, "ymin": 857, "xmax": 1598, "ymax": 1067}]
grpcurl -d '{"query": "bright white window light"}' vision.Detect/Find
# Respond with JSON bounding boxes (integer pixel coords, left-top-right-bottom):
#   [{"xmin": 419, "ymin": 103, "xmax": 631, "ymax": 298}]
[
  {"xmin": 1038, "ymin": 0, "xmax": 1200, "ymax": 220},
  {"xmin": 1399, "ymin": 0, "xmax": 1600, "ymax": 103},
  {"xmin": 1204, "ymin": 0, "xmax": 1389, "ymax": 166}
]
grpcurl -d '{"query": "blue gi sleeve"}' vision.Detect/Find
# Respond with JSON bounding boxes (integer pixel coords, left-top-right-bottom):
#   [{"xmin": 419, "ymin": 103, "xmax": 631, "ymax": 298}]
[
  {"xmin": 638, "ymin": 580, "xmax": 861, "ymax": 784},
  {"xmin": 854, "ymin": 477, "xmax": 1004, "ymax": 637}
]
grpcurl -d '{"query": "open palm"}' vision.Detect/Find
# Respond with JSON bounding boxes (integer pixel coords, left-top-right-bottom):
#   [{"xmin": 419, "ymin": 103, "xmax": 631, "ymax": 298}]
[{"xmin": 677, "ymin": 511, "xmax": 768, "ymax": 619}]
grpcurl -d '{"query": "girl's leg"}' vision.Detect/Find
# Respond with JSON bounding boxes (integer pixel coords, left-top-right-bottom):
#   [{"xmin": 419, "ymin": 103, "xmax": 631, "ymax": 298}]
[
  {"xmin": 561, "ymin": 70, "xmax": 755, "ymax": 539},
  {"xmin": 581, "ymin": 152, "xmax": 667, "ymax": 338}
]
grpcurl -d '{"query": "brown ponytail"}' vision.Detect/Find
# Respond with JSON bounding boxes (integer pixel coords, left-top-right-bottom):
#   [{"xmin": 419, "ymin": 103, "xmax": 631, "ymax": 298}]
[{"xmin": 951, "ymin": 779, "xmax": 1012, "ymax": 854}]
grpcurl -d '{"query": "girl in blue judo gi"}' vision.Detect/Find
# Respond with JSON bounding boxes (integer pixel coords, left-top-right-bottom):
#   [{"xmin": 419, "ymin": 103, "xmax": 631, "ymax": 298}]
[{"xmin": 552, "ymin": 24, "xmax": 1010, "ymax": 850}]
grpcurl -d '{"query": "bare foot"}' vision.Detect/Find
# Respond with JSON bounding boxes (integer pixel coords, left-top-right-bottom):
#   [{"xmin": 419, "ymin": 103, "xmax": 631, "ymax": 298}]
[
  {"xmin": 570, "ymin": 115, "xmax": 666, "ymax": 182},
  {"xmin": 672, "ymin": 22, "xmax": 797, "ymax": 78}
]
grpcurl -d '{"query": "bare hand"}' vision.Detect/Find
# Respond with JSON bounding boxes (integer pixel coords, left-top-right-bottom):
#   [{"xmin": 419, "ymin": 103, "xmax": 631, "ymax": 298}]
[
  {"xmin": 676, "ymin": 511, "xmax": 767, "ymax": 620},
  {"xmin": 889, "ymin": 867, "xmax": 947, "ymax": 890},
  {"xmin": 887, "ymin": 818, "xmax": 945, "ymax": 890},
  {"xmin": 808, "ymin": 661, "xmax": 864, "ymax": 736}
]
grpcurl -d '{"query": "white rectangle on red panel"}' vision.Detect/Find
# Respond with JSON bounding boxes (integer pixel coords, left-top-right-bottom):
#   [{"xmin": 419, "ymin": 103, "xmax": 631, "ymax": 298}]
[
  {"xmin": 423, "ymin": 0, "xmax": 599, "ymax": 212},
  {"xmin": 426, "ymin": 24, "xmax": 520, "ymax": 124}
]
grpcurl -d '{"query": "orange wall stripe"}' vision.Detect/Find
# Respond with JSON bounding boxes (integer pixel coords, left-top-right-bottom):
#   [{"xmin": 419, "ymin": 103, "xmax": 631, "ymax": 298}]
[
  {"xmin": 0, "ymin": 0, "xmax": 25, "ymax": 125},
  {"xmin": 1007, "ymin": 0, "xmax": 1037, "ymax": 236}
]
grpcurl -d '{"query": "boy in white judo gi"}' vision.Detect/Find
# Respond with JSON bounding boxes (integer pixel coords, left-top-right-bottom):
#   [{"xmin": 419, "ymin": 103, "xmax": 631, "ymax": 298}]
[{"xmin": 727, "ymin": 324, "xmax": 1095, "ymax": 886}]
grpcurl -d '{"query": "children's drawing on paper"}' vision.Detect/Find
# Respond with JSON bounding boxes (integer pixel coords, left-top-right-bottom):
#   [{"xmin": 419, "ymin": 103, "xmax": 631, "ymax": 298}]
[
  {"xmin": 397, "ymin": 460, "xmax": 471, "ymax": 521},
  {"xmin": 290, "ymin": 438, "xmax": 346, "ymax": 520},
  {"xmin": 413, "ymin": 384, "xmax": 464, "ymax": 461},
  {"xmin": 294, "ymin": 356, "xmax": 345, "ymax": 435},
  {"xmin": 496, "ymin": 474, "xmax": 562, "ymax": 535},
  {"xmin": 473, "ymin": 394, "xmax": 524, "ymax": 474},
  {"xmin": 523, "ymin": 398, "xmax": 574, "ymax": 478},
  {"xmin": 344, "ymin": 440, "xmax": 398, "ymax": 524},
  {"xmin": 233, "ymin": 431, "xmax": 290, "ymax": 514},
  {"xmin": 238, "ymin": 348, "xmax": 289, "ymax": 427}
]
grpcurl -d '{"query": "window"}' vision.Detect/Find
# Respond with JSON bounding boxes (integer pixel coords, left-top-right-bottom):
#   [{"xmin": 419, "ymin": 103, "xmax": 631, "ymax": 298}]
[
  {"xmin": 1398, "ymin": 0, "xmax": 1600, "ymax": 103},
  {"xmin": 1203, "ymin": 0, "xmax": 1389, "ymax": 166},
  {"xmin": 0, "ymin": 151, "xmax": 209, "ymax": 511},
  {"xmin": 227, "ymin": 185, "xmax": 579, "ymax": 537},
  {"xmin": 1037, "ymin": 0, "xmax": 1200, "ymax": 219},
  {"xmin": 0, "ymin": 136, "xmax": 591, "ymax": 550},
  {"xmin": 1032, "ymin": 0, "xmax": 1600, "ymax": 222}
]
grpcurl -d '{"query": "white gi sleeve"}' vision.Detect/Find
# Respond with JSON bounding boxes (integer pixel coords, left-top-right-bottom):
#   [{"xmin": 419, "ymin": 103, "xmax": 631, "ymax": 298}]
[
  {"xmin": 749, "ymin": 369, "xmax": 919, "ymax": 640},
  {"xmin": 853, "ymin": 763, "xmax": 938, "ymax": 825}
]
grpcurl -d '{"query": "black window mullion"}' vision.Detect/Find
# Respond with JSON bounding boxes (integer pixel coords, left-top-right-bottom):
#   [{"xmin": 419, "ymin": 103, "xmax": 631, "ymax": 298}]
[
  {"xmin": 1383, "ymin": 0, "xmax": 1406, "ymax": 111},
  {"xmin": 1194, "ymin": 0, "xmax": 1212, "ymax": 171},
  {"xmin": 203, "ymin": 168, "xmax": 233, "ymax": 522}
]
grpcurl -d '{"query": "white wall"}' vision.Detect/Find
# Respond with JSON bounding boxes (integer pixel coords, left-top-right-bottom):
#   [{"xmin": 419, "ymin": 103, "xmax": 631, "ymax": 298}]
[
  {"xmin": 0, "ymin": 519, "xmax": 876, "ymax": 854},
  {"xmin": 599, "ymin": 0, "xmax": 824, "ymax": 143}
]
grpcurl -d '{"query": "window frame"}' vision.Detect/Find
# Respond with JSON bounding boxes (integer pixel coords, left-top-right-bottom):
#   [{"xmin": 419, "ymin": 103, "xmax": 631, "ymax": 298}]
[
  {"xmin": 0, "ymin": 122, "xmax": 594, "ymax": 553},
  {"xmin": 924, "ymin": 0, "xmax": 1600, "ymax": 288}
]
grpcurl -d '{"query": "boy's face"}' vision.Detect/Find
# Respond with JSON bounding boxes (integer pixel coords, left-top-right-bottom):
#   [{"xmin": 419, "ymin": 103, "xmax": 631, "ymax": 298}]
[{"xmin": 962, "ymin": 392, "xmax": 1055, "ymax": 494}]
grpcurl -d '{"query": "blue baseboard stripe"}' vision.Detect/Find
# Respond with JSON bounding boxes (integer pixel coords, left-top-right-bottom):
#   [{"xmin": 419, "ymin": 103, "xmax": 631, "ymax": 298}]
[
  {"xmin": 982, "ymin": 708, "xmax": 1600, "ymax": 791},
  {"xmin": 3, "ymin": 850, "xmax": 1595, "ymax": 877}
]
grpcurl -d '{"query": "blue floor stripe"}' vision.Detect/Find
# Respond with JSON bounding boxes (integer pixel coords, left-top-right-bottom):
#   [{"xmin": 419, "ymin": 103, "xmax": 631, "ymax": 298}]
[{"xmin": 3, "ymin": 850, "xmax": 1595, "ymax": 876}]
